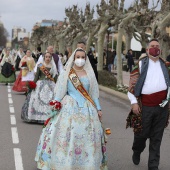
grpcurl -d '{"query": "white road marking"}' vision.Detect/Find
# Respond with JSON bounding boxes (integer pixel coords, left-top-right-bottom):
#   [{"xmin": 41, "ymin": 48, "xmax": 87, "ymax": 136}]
[
  {"xmin": 10, "ymin": 115, "xmax": 16, "ymax": 125},
  {"xmin": 7, "ymin": 87, "xmax": 24, "ymax": 170},
  {"xmin": 13, "ymin": 148, "xmax": 24, "ymax": 170},
  {"xmin": 11, "ymin": 127, "xmax": 19, "ymax": 144},
  {"xmin": 9, "ymin": 106, "xmax": 15, "ymax": 113},
  {"xmin": 8, "ymin": 98, "xmax": 13, "ymax": 104},
  {"xmin": 8, "ymin": 93, "xmax": 12, "ymax": 97}
]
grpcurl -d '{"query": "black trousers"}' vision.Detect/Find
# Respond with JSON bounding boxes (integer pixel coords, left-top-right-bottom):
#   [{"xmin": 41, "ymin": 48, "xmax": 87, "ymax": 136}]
[{"xmin": 132, "ymin": 105, "xmax": 169, "ymax": 169}]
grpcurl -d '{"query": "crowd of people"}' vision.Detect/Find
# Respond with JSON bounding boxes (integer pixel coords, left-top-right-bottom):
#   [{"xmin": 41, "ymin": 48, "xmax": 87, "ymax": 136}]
[
  {"xmin": 0, "ymin": 39, "xmax": 169, "ymax": 170},
  {"xmin": 103, "ymin": 48, "xmax": 136, "ymax": 73},
  {"xmin": 0, "ymin": 42, "xmax": 107, "ymax": 170}
]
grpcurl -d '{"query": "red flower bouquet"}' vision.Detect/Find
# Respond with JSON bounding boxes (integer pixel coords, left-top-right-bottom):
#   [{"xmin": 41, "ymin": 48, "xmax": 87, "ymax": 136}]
[
  {"xmin": 43, "ymin": 100, "xmax": 62, "ymax": 128},
  {"xmin": 21, "ymin": 62, "xmax": 27, "ymax": 67},
  {"xmin": 27, "ymin": 81, "xmax": 37, "ymax": 89},
  {"xmin": 26, "ymin": 81, "xmax": 37, "ymax": 95},
  {"xmin": 49, "ymin": 100, "xmax": 62, "ymax": 110}
]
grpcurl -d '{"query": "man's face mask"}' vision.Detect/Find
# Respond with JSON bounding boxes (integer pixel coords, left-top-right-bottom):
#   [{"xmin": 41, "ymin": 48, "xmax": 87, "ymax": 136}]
[{"xmin": 148, "ymin": 47, "xmax": 160, "ymax": 57}]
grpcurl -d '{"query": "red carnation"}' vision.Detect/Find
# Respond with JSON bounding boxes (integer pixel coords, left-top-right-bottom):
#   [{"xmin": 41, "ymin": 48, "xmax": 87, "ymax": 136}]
[
  {"xmin": 49, "ymin": 100, "xmax": 56, "ymax": 106},
  {"xmin": 21, "ymin": 62, "xmax": 27, "ymax": 67},
  {"xmin": 49, "ymin": 100, "xmax": 62, "ymax": 110},
  {"xmin": 55, "ymin": 102, "xmax": 62, "ymax": 110},
  {"xmin": 28, "ymin": 81, "xmax": 36, "ymax": 89}
]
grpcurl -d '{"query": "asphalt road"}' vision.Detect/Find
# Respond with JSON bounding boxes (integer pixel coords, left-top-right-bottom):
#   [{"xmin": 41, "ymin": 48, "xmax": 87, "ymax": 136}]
[{"xmin": 0, "ymin": 83, "xmax": 170, "ymax": 170}]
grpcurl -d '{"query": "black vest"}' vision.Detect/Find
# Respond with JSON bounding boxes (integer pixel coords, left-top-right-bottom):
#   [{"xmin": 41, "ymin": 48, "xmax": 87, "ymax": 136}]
[{"xmin": 134, "ymin": 57, "xmax": 170, "ymax": 97}]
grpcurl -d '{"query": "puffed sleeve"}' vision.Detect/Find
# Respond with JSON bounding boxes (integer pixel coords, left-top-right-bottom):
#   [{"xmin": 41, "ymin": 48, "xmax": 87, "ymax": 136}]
[{"xmin": 93, "ymin": 98, "xmax": 101, "ymax": 111}]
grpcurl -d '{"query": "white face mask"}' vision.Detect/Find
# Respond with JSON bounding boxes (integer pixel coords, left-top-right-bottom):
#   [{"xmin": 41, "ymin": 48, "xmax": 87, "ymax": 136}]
[{"xmin": 74, "ymin": 58, "xmax": 86, "ymax": 67}]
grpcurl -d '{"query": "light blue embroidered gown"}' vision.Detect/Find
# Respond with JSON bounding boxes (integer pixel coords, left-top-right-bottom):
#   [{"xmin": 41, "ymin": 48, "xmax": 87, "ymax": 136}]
[{"xmin": 35, "ymin": 75, "xmax": 107, "ymax": 170}]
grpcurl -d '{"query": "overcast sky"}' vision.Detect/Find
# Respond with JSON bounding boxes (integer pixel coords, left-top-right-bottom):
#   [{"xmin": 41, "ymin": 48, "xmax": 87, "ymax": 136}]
[{"xmin": 0, "ymin": 0, "xmax": 160, "ymax": 39}]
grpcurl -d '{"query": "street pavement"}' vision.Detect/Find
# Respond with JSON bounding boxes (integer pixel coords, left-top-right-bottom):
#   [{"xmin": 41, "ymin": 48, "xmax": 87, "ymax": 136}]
[
  {"xmin": 0, "ymin": 79, "xmax": 170, "ymax": 170},
  {"xmin": 113, "ymin": 70, "xmax": 130, "ymax": 85}
]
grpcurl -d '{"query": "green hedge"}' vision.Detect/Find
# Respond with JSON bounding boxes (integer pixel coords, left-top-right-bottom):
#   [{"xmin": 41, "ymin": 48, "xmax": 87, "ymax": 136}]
[
  {"xmin": 98, "ymin": 70, "xmax": 117, "ymax": 87},
  {"xmin": 122, "ymin": 64, "xmax": 128, "ymax": 71}
]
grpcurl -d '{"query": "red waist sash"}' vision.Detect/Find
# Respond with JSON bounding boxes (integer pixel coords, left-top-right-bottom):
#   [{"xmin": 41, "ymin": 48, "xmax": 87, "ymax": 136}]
[{"xmin": 141, "ymin": 90, "xmax": 167, "ymax": 107}]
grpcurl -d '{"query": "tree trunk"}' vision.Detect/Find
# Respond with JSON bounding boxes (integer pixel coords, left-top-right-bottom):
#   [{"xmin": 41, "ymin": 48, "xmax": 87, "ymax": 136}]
[
  {"xmin": 160, "ymin": 39, "xmax": 169, "ymax": 59},
  {"xmin": 86, "ymin": 25, "xmax": 100, "ymax": 52},
  {"xmin": 94, "ymin": 38, "xmax": 98, "ymax": 52},
  {"xmin": 97, "ymin": 23, "xmax": 108, "ymax": 71},
  {"xmin": 141, "ymin": 40, "xmax": 147, "ymax": 48},
  {"xmin": 42, "ymin": 42, "xmax": 46, "ymax": 53},
  {"xmin": 97, "ymin": 31, "xmax": 105, "ymax": 71},
  {"xmin": 58, "ymin": 39, "xmax": 65, "ymax": 54},
  {"xmin": 72, "ymin": 40, "xmax": 78, "ymax": 51},
  {"xmin": 72, "ymin": 32, "xmax": 86, "ymax": 51},
  {"xmin": 124, "ymin": 32, "xmax": 132, "ymax": 53},
  {"xmin": 53, "ymin": 41, "xmax": 57, "ymax": 52},
  {"xmin": 116, "ymin": 28, "xmax": 124, "ymax": 85},
  {"xmin": 86, "ymin": 33, "xmax": 93, "ymax": 52}
]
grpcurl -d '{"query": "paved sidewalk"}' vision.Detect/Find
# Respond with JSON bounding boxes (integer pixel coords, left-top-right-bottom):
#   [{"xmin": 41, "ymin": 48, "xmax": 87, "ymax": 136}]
[
  {"xmin": 99, "ymin": 85, "xmax": 128, "ymax": 101},
  {"xmin": 113, "ymin": 70, "xmax": 130, "ymax": 85}
]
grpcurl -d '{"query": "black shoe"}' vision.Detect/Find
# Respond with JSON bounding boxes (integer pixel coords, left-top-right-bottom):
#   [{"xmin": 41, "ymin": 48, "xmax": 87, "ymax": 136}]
[
  {"xmin": 132, "ymin": 152, "xmax": 141, "ymax": 165},
  {"xmin": 148, "ymin": 168, "xmax": 159, "ymax": 170}
]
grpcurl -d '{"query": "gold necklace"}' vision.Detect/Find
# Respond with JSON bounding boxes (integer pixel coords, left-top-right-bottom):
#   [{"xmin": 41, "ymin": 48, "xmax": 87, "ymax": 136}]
[{"xmin": 73, "ymin": 67, "xmax": 84, "ymax": 72}]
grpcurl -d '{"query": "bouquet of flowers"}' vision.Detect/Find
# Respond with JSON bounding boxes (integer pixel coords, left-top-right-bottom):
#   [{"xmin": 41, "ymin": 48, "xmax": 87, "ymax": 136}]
[
  {"xmin": 43, "ymin": 100, "xmax": 62, "ymax": 128},
  {"xmin": 27, "ymin": 81, "xmax": 36, "ymax": 89},
  {"xmin": 49, "ymin": 100, "xmax": 62, "ymax": 111},
  {"xmin": 21, "ymin": 62, "xmax": 27, "ymax": 68},
  {"xmin": 26, "ymin": 81, "xmax": 37, "ymax": 95}
]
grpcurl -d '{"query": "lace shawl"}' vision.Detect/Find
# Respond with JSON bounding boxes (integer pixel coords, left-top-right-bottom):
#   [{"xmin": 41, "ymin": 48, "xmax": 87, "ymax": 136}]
[{"xmin": 54, "ymin": 48, "xmax": 99, "ymax": 101}]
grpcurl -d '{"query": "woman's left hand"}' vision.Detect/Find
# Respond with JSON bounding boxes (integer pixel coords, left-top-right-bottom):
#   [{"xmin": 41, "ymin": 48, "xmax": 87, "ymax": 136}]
[{"xmin": 98, "ymin": 110, "xmax": 102, "ymax": 121}]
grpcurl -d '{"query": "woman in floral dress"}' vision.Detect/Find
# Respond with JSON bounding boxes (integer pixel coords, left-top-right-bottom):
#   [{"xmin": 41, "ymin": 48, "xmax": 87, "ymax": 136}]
[
  {"xmin": 21, "ymin": 52, "xmax": 58, "ymax": 123},
  {"xmin": 35, "ymin": 48, "xmax": 108, "ymax": 170}
]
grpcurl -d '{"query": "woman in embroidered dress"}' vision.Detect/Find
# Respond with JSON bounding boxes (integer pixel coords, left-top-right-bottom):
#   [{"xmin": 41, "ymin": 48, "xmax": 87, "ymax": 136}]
[
  {"xmin": 21, "ymin": 52, "xmax": 58, "ymax": 123},
  {"xmin": 35, "ymin": 48, "xmax": 108, "ymax": 170},
  {"xmin": 12, "ymin": 49, "xmax": 35, "ymax": 92},
  {"xmin": 0, "ymin": 48, "xmax": 16, "ymax": 84}
]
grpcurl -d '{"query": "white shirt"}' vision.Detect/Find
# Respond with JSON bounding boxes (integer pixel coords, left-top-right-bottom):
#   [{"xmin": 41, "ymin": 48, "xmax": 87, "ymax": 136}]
[{"xmin": 128, "ymin": 58, "xmax": 167, "ymax": 104}]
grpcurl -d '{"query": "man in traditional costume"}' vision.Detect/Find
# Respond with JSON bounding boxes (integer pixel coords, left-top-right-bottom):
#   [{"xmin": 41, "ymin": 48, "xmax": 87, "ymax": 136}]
[{"xmin": 127, "ymin": 39, "xmax": 170, "ymax": 170}]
